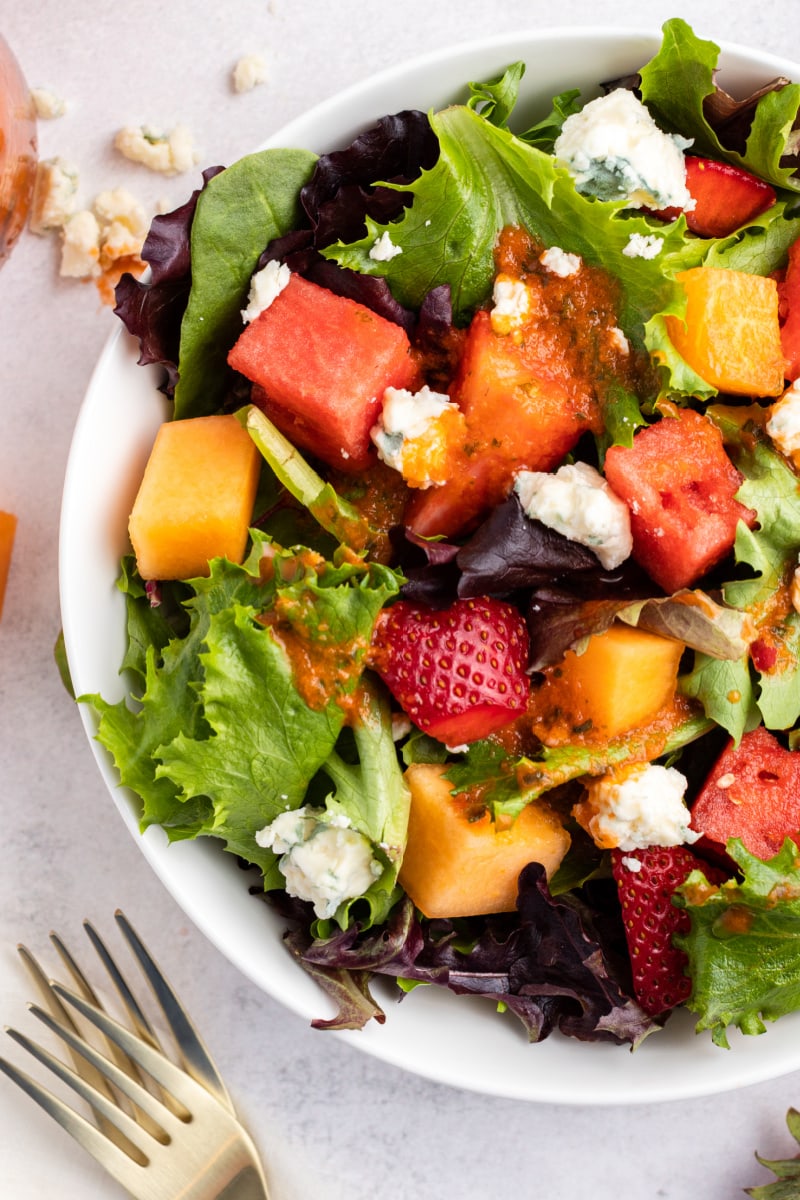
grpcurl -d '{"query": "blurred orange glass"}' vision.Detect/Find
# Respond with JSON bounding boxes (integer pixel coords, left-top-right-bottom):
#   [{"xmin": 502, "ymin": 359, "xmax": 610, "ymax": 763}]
[{"xmin": 0, "ymin": 34, "xmax": 36, "ymax": 266}]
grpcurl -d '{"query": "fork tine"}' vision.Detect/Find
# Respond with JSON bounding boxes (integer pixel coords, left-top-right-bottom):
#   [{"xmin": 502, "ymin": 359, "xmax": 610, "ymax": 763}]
[
  {"xmin": 17, "ymin": 942, "xmax": 142, "ymax": 1155},
  {"xmin": 20, "ymin": 1005, "xmax": 178, "ymax": 1138},
  {"xmin": 0, "ymin": 1050, "xmax": 152, "ymax": 1195},
  {"xmin": 114, "ymin": 911, "xmax": 234, "ymax": 1113},
  {"xmin": 0, "ymin": 1027, "xmax": 149, "ymax": 1166},
  {"xmin": 78, "ymin": 921, "xmax": 190, "ymax": 1123},
  {"xmin": 81, "ymin": 921, "xmax": 157, "ymax": 1045},
  {"xmin": 52, "ymin": 982, "xmax": 210, "ymax": 1113}
]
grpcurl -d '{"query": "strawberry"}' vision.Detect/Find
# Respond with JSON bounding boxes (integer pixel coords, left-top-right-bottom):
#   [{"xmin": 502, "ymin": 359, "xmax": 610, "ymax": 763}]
[
  {"xmin": 611, "ymin": 845, "xmax": 728, "ymax": 1016},
  {"xmin": 655, "ymin": 155, "xmax": 776, "ymax": 238},
  {"xmin": 370, "ymin": 596, "xmax": 530, "ymax": 744}
]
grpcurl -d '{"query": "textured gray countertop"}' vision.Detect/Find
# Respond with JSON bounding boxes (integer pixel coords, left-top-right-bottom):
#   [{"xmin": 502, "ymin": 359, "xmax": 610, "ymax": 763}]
[{"xmin": 2, "ymin": 1, "xmax": 800, "ymax": 1196}]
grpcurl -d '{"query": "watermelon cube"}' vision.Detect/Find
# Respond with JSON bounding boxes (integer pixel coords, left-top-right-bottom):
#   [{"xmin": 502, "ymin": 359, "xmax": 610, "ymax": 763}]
[
  {"xmin": 603, "ymin": 409, "xmax": 754, "ymax": 593},
  {"xmin": 228, "ymin": 274, "xmax": 417, "ymax": 472},
  {"xmin": 690, "ymin": 726, "xmax": 800, "ymax": 862}
]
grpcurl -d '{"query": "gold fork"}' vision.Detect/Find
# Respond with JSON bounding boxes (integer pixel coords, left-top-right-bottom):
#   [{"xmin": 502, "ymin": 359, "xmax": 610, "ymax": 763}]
[{"xmin": 0, "ymin": 911, "xmax": 270, "ymax": 1199}]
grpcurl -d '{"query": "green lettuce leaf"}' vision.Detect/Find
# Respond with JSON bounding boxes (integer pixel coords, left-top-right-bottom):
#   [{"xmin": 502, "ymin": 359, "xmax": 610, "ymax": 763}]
[
  {"xmin": 238, "ymin": 404, "xmax": 384, "ymax": 556},
  {"xmin": 703, "ymin": 200, "xmax": 800, "ymax": 275},
  {"xmin": 174, "ymin": 148, "xmax": 318, "ymax": 420},
  {"xmin": 639, "ymin": 18, "xmax": 800, "ymax": 190},
  {"xmin": 677, "ymin": 410, "xmax": 800, "ymax": 735},
  {"xmin": 446, "ymin": 710, "xmax": 713, "ymax": 821},
  {"xmin": 757, "ymin": 612, "xmax": 800, "ymax": 732},
  {"xmin": 324, "ymin": 101, "xmax": 689, "ymax": 339},
  {"xmin": 311, "ymin": 677, "xmax": 411, "ymax": 927},
  {"xmin": 679, "ymin": 653, "xmax": 759, "ymax": 744},
  {"xmin": 676, "ymin": 838, "xmax": 800, "ymax": 1048},
  {"xmin": 84, "ymin": 535, "xmax": 400, "ymax": 886},
  {"xmin": 466, "ymin": 61, "xmax": 526, "ymax": 129}
]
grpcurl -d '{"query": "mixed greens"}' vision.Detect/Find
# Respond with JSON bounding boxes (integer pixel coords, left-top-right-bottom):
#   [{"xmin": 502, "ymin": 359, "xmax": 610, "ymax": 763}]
[{"xmin": 90, "ymin": 19, "xmax": 800, "ymax": 1048}]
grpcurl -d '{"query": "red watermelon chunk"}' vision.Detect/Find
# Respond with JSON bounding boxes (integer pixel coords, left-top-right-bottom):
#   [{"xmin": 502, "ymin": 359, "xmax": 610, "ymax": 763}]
[
  {"xmin": 690, "ymin": 726, "xmax": 800, "ymax": 863},
  {"xmin": 228, "ymin": 273, "xmax": 418, "ymax": 472},
  {"xmin": 603, "ymin": 409, "xmax": 755, "ymax": 593}
]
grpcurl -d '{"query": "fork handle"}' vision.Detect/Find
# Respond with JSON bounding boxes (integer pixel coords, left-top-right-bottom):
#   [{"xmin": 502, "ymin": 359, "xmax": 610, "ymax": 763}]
[{"xmin": 218, "ymin": 1164, "xmax": 271, "ymax": 1199}]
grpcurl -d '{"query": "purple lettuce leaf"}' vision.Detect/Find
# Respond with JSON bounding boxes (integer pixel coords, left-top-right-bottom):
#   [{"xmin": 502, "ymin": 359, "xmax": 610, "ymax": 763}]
[
  {"xmin": 456, "ymin": 495, "xmax": 601, "ymax": 595},
  {"xmin": 276, "ymin": 865, "xmax": 659, "ymax": 1045},
  {"xmin": 114, "ymin": 167, "xmax": 224, "ymax": 396},
  {"xmin": 394, "ymin": 495, "xmax": 655, "ymax": 665},
  {"xmin": 300, "ymin": 110, "xmax": 439, "ymax": 247},
  {"xmin": 115, "ymin": 110, "xmax": 438, "ymax": 398}
]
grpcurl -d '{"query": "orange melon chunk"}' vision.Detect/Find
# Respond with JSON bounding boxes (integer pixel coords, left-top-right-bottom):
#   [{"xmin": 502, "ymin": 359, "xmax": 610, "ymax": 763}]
[
  {"xmin": 665, "ymin": 267, "xmax": 784, "ymax": 396},
  {"xmin": 399, "ymin": 763, "xmax": 570, "ymax": 918},
  {"xmin": 0, "ymin": 510, "xmax": 17, "ymax": 620},
  {"xmin": 129, "ymin": 415, "xmax": 261, "ymax": 580},
  {"xmin": 534, "ymin": 624, "xmax": 684, "ymax": 741}
]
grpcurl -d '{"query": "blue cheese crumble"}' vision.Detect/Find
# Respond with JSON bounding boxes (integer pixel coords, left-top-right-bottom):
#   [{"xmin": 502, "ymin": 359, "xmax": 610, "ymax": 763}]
[
  {"xmin": 574, "ymin": 763, "xmax": 701, "ymax": 852},
  {"xmin": 371, "ymin": 384, "xmax": 459, "ymax": 487},
  {"xmin": 369, "ymin": 230, "xmax": 403, "ymax": 261},
  {"xmin": 256, "ymin": 806, "xmax": 382, "ymax": 919},
  {"xmin": 539, "ymin": 245, "xmax": 581, "ymax": 277},
  {"xmin": 554, "ymin": 88, "xmax": 692, "ymax": 211},
  {"xmin": 514, "ymin": 461, "xmax": 632, "ymax": 569},
  {"xmin": 241, "ymin": 259, "xmax": 291, "ymax": 323},
  {"xmin": 766, "ymin": 380, "xmax": 800, "ymax": 461}
]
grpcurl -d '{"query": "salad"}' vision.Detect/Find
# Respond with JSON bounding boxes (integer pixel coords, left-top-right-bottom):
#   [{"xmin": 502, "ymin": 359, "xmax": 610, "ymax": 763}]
[{"xmin": 88, "ymin": 18, "xmax": 800, "ymax": 1050}]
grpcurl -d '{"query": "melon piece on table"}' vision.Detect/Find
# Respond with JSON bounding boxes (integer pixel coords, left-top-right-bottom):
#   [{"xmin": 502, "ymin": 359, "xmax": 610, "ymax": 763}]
[
  {"xmin": 0, "ymin": 510, "xmax": 17, "ymax": 620},
  {"xmin": 228, "ymin": 274, "xmax": 417, "ymax": 472},
  {"xmin": 129, "ymin": 414, "xmax": 261, "ymax": 581},
  {"xmin": 399, "ymin": 763, "xmax": 570, "ymax": 919}
]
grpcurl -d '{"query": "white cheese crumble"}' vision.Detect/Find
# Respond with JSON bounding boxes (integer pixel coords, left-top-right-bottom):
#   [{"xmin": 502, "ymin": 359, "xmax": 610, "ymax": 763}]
[
  {"xmin": 114, "ymin": 123, "xmax": 199, "ymax": 175},
  {"xmin": 539, "ymin": 245, "xmax": 581, "ymax": 278},
  {"xmin": 29, "ymin": 157, "xmax": 79, "ymax": 234},
  {"xmin": 371, "ymin": 384, "xmax": 458, "ymax": 486},
  {"xmin": 59, "ymin": 210, "xmax": 101, "ymax": 277},
  {"xmin": 608, "ymin": 325, "xmax": 630, "ymax": 355},
  {"xmin": 490, "ymin": 273, "xmax": 534, "ymax": 335},
  {"xmin": 620, "ymin": 855, "xmax": 643, "ymax": 873},
  {"xmin": 514, "ymin": 461, "xmax": 632, "ymax": 570},
  {"xmin": 766, "ymin": 380, "xmax": 800, "ymax": 461},
  {"xmin": 57, "ymin": 187, "xmax": 148, "ymax": 282},
  {"xmin": 31, "ymin": 87, "xmax": 66, "ymax": 119},
  {"xmin": 241, "ymin": 259, "xmax": 291, "ymax": 323},
  {"xmin": 255, "ymin": 806, "xmax": 382, "ymax": 919},
  {"xmin": 232, "ymin": 53, "xmax": 267, "ymax": 93},
  {"xmin": 369, "ymin": 230, "xmax": 402, "ymax": 261},
  {"xmin": 554, "ymin": 88, "xmax": 693, "ymax": 211},
  {"xmin": 623, "ymin": 232, "xmax": 663, "ymax": 259},
  {"xmin": 576, "ymin": 763, "xmax": 700, "ymax": 852}
]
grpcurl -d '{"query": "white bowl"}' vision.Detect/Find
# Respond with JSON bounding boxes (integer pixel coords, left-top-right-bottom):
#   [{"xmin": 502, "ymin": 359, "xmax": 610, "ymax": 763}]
[{"xmin": 59, "ymin": 26, "xmax": 800, "ymax": 1104}]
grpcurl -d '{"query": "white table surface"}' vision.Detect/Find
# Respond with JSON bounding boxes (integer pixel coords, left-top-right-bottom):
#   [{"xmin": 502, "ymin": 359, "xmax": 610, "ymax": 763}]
[{"xmin": 2, "ymin": 1, "xmax": 800, "ymax": 1196}]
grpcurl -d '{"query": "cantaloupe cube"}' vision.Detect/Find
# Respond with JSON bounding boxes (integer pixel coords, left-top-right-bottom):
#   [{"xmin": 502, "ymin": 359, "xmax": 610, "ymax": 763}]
[
  {"xmin": 0, "ymin": 510, "xmax": 17, "ymax": 620},
  {"xmin": 129, "ymin": 415, "xmax": 261, "ymax": 580},
  {"xmin": 398, "ymin": 763, "xmax": 570, "ymax": 918},
  {"xmin": 535, "ymin": 624, "xmax": 684, "ymax": 741},
  {"xmin": 665, "ymin": 267, "xmax": 784, "ymax": 396}
]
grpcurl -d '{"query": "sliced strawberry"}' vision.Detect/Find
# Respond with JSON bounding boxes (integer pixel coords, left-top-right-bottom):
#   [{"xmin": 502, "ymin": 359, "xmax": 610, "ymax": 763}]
[
  {"xmin": 370, "ymin": 597, "xmax": 529, "ymax": 744},
  {"xmin": 611, "ymin": 845, "xmax": 728, "ymax": 1016},
  {"xmin": 655, "ymin": 156, "xmax": 776, "ymax": 238}
]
